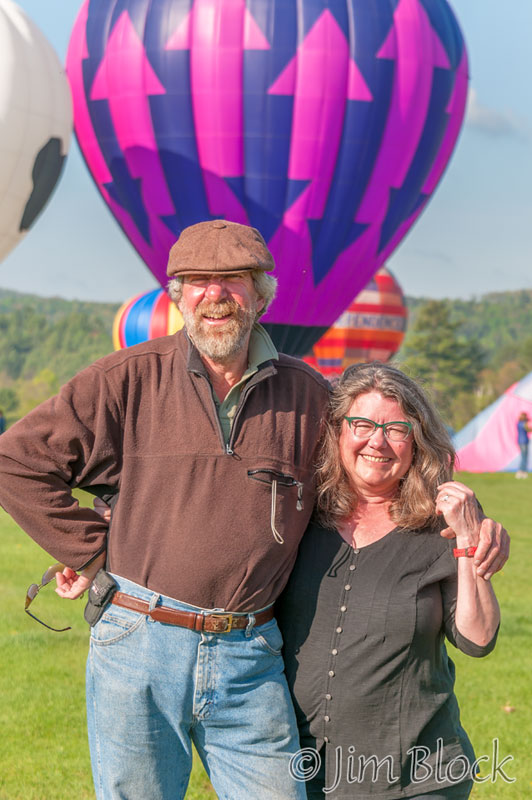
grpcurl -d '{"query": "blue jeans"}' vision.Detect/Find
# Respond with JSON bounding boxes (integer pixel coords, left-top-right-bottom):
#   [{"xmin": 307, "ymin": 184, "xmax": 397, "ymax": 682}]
[
  {"xmin": 519, "ymin": 443, "xmax": 528, "ymax": 472},
  {"xmin": 86, "ymin": 575, "xmax": 306, "ymax": 800}
]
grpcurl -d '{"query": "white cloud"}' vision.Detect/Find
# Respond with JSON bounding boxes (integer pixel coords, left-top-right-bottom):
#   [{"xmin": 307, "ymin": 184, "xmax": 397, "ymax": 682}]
[{"xmin": 465, "ymin": 88, "xmax": 530, "ymax": 141}]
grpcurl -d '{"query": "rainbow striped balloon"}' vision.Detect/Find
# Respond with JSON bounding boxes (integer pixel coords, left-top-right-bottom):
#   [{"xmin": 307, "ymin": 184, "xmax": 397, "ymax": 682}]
[
  {"xmin": 304, "ymin": 268, "xmax": 407, "ymax": 377},
  {"xmin": 112, "ymin": 288, "xmax": 183, "ymax": 350}
]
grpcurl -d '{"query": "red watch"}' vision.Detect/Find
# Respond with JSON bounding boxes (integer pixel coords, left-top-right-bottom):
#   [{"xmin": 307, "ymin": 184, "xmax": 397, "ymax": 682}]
[{"xmin": 453, "ymin": 546, "xmax": 478, "ymax": 558}]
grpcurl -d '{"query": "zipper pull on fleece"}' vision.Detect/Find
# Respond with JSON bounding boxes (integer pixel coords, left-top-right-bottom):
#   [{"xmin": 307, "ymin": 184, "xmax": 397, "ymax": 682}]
[
  {"xmin": 270, "ymin": 480, "xmax": 284, "ymax": 544},
  {"xmin": 296, "ymin": 481, "xmax": 304, "ymax": 511},
  {"xmin": 226, "ymin": 444, "xmax": 234, "ymax": 455}
]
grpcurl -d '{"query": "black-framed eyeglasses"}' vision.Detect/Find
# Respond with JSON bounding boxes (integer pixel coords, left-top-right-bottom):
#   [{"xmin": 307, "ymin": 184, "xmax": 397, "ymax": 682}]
[
  {"xmin": 25, "ymin": 563, "xmax": 71, "ymax": 632},
  {"xmin": 344, "ymin": 416, "xmax": 413, "ymax": 442}
]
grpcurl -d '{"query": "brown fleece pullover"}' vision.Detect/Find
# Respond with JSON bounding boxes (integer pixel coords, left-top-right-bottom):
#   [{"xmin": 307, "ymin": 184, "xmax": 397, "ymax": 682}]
[{"xmin": 0, "ymin": 330, "xmax": 329, "ymax": 611}]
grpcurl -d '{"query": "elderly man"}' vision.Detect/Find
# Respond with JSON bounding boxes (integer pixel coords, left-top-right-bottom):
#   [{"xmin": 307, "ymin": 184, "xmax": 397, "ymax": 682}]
[
  {"xmin": 0, "ymin": 220, "xmax": 328, "ymax": 800},
  {"xmin": 0, "ymin": 221, "xmax": 507, "ymax": 800}
]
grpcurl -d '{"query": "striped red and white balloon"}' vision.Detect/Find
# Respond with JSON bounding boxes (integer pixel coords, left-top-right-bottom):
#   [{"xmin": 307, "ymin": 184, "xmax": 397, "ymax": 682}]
[
  {"xmin": 113, "ymin": 288, "xmax": 183, "ymax": 350},
  {"xmin": 303, "ymin": 268, "xmax": 407, "ymax": 377}
]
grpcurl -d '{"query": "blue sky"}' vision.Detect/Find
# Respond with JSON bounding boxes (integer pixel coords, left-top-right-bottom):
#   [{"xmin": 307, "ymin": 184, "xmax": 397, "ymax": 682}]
[{"xmin": 1, "ymin": 0, "xmax": 531, "ymax": 303}]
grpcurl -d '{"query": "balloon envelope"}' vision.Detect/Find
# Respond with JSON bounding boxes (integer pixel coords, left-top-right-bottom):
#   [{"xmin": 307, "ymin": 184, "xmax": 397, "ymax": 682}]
[
  {"xmin": 0, "ymin": 0, "xmax": 72, "ymax": 263},
  {"xmin": 303, "ymin": 267, "xmax": 407, "ymax": 377},
  {"xmin": 454, "ymin": 374, "xmax": 532, "ymax": 473},
  {"xmin": 113, "ymin": 288, "xmax": 183, "ymax": 349},
  {"xmin": 67, "ymin": 0, "xmax": 468, "ymax": 354}
]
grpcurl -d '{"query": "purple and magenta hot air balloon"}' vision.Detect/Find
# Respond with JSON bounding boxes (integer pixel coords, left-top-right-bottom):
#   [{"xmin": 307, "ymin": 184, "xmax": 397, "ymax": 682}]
[{"xmin": 67, "ymin": 0, "xmax": 468, "ymax": 355}]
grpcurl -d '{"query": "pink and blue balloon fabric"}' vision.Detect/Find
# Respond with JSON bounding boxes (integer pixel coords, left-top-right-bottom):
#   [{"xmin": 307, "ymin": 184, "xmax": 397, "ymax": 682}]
[
  {"xmin": 454, "ymin": 373, "xmax": 532, "ymax": 473},
  {"xmin": 67, "ymin": 0, "xmax": 468, "ymax": 355}
]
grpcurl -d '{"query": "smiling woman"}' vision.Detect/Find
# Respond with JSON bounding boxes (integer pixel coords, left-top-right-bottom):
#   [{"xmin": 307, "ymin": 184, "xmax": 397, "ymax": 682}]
[
  {"xmin": 338, "ymin": 392, "xmax": 415, "ymax": 511},
  {"xmin": 316, "ymin": 364, "xmax": 456, "ymax": 533},
  {"xmin": 277, "ymin": 362, "xmax": 506, "ymax": 800}
]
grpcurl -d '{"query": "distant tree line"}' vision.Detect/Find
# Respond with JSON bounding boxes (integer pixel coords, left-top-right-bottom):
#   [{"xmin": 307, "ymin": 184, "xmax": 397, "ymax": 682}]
[
  {"xmin": 397, "ymin": 291, "xmax": 532, "ymax": 431},
  {"xmin": 0, "ymin": 290, "xmax": 118, "ymax": 426},
  {"xmin": 1, "ymin": 287, "xmax": 531, "ymax": 432}
]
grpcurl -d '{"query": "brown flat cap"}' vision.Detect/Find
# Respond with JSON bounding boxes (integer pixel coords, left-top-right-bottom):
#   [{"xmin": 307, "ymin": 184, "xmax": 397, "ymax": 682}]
[{"xmin": 167, "ymin": 220, "xmax": 275, "ymax": 277}]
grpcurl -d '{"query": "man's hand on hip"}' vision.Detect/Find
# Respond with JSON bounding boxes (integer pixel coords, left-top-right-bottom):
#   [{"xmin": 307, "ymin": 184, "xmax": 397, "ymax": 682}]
[{"xmin": 55, "ymin": 550, "xmax": 107, "ymax": 599}]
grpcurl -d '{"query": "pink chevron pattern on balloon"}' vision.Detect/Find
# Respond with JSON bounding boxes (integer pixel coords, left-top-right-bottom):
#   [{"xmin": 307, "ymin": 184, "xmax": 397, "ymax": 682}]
[{"xmin": 67, "ymin": 0, "xmax": 468, "ymax": 355}]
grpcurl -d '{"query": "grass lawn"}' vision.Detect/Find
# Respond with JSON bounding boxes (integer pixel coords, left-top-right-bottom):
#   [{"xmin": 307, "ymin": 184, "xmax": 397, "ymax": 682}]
[
  {"xmin": 0, "ymin": 474, "xmax": 530, "ymax": 799},
  {"xmin": 449, "ymin": 473, "xmax": 531, "ymax": 799}
]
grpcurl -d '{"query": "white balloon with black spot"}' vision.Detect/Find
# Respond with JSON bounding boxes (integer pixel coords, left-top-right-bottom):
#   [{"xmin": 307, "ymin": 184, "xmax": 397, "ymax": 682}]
[{"xmin": 0, "ymin": 0, "xmax": 72, "ymax": 263}]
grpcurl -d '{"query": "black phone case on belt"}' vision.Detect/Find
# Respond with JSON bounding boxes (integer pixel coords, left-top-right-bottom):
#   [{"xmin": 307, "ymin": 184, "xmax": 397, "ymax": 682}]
[{"xmin": 84, "ymin": 569, "xmax": 118, "ymax": 627}]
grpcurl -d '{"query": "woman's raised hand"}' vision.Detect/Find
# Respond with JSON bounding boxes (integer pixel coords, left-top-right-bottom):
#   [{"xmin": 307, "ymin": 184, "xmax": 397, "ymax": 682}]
[{"xmin": 436, "ymin": 481, "xmax": 509, "ymax": 580}]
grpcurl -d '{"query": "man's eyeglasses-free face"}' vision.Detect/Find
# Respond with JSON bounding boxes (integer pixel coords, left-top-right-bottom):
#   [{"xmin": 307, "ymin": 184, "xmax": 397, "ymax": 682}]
[
  {"xmin": 343, "ymin": 416, "xmax": 413, "ymax": 443},
  {"xmin": 25, "ymin": 563, "xmax": 71, "ymax": 632}
]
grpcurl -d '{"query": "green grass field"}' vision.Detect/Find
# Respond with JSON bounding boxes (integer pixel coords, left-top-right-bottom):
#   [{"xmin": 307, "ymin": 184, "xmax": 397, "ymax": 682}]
[{"xmin": 0, "ymin": 473, "xmax": 529, "ymax": 799}]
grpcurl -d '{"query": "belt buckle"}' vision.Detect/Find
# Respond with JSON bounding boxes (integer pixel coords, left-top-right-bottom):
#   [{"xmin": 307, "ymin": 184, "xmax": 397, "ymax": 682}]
[{"xmin": 208, "ymin": 613, "xmax": 233, "ymax": 633}]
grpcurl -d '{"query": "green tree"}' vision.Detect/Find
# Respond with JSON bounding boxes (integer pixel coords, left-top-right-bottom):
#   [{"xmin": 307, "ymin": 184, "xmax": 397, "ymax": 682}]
[
  {"xmin": 0, "ymin": 386, "xmax": 18, "ymax": 412},
  {"xmin": 516, "ymin": 335, "xmax": 532, "ymax": 374},
  {"xmin": 24, "ymin": 311, "xmax": 113, "ymax": 383},
  {"xmin": 16, "ymin": 368, "xmax": 60, "ymax": 417},
  {"xmin": 0, "ymin": 309, "xmax": 48, "ymax": 379},
  {"xmin": 399, "ymin": 300, "xmax": 485, "ymax": 428}
]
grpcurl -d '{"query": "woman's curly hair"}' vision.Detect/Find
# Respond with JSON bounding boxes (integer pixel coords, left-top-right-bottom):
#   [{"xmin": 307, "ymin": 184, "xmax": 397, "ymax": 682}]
[{"xmin": 316, "ymin": 362, "xmax": 455, "ymax": 532}]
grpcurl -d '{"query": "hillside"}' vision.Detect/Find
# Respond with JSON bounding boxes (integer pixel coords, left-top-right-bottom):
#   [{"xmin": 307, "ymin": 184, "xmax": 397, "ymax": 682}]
[
  {"xmin": 0, "ymin": 289, "xmax": 120, "ymax": 422},
  {"xmin": 0, "ymin": 287, "xmax": 531, "ymax": 427},
  {"xmin": 0, "ymin": 288, "xmax": 119, "ymax": 329},
  {"xmin": 404, "ymin": 289, "xmax": 532, "ymax": 368}
]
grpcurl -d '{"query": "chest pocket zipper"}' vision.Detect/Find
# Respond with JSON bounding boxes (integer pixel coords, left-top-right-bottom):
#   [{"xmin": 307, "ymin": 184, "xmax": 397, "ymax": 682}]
[{"xmin": 248, "ymin": 469, "xmax": 304, "ymax": 545}]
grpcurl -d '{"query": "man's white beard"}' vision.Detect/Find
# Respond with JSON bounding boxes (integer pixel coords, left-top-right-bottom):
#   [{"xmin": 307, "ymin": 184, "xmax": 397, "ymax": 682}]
[{"xmin": 179, "ymin": 298, "xmax": 257, "ymax": 363}]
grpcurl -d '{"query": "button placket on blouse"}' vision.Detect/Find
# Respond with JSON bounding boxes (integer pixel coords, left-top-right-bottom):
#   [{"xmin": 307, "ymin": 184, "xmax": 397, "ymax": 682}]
[{"xmin": 322, "ymin": 547, "xmax": 361, "ymax": 737}]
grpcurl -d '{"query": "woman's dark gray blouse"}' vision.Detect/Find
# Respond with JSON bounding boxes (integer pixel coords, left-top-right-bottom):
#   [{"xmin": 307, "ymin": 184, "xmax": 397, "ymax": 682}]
[{"xmin": 277, "ymin": 521, "xmax": 498, "ymax": 799}]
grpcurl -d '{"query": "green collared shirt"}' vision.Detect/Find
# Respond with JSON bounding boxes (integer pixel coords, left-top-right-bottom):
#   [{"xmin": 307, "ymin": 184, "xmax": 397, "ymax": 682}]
[{"xmin": 214, "ymin": 324, "xmax": 278, "ymax": 443}]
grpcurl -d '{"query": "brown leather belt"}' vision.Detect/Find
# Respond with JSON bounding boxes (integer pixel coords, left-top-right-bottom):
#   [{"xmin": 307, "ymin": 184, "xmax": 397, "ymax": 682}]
[{"xmin": 111, "ymin": 591, "xmax": 274, "ymax": 633}]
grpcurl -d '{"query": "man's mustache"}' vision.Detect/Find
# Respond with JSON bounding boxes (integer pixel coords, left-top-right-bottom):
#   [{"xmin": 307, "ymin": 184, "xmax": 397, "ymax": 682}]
[{"xmin": 197, "ymin": 300, "xmax": 240, "ymax": 319}]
